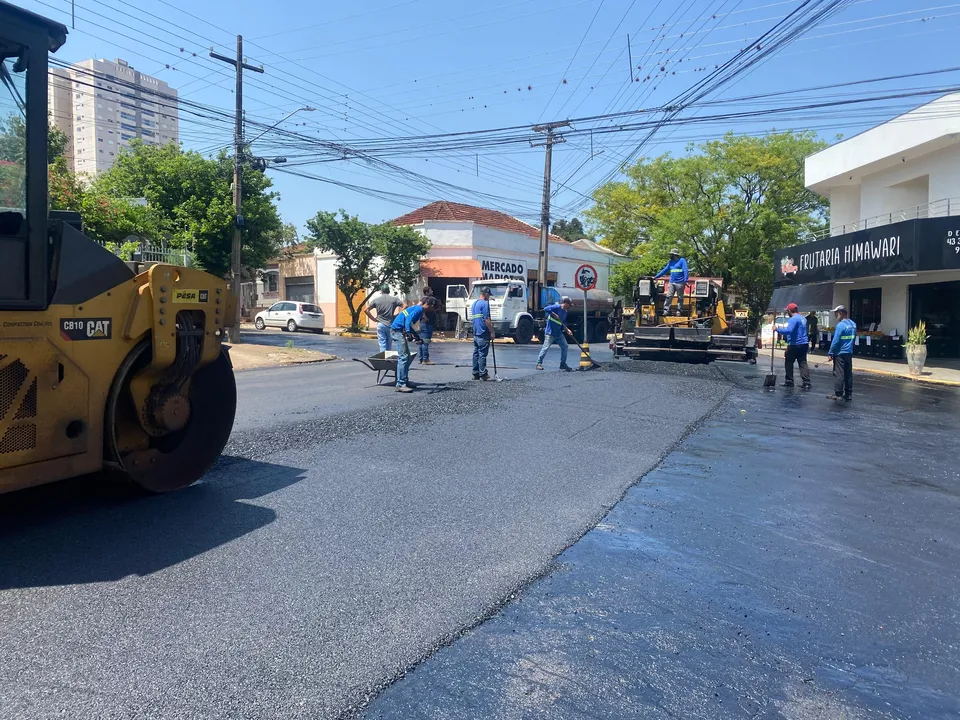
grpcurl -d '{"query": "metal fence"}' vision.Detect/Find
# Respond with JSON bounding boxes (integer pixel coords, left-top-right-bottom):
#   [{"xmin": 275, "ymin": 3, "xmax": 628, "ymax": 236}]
[
  {"xmin": 97, "ymin": 239, "xmax": 195, "ymax": 267},
  {"xmin": 805, "ymin": 197, "xmax": 960, "ymax": 242}
]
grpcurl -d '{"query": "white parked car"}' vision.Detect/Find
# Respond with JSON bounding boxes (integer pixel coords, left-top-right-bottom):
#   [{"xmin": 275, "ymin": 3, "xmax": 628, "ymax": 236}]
[{"xmin": 254, "ymin": 301, "xmax": 325, "ymax": 333}]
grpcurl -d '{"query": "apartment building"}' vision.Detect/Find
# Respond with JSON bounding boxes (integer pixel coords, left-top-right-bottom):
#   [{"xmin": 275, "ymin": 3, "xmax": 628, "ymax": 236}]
[{"xmin": 49, "ymin": 58, "xmax": 179, "ymax": 175}]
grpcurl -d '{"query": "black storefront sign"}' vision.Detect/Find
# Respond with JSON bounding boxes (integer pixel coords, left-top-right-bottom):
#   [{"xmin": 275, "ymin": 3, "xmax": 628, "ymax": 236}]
[
  {"xmin": 915, "ymin": 217, "xmax": 960, "ymax": 272},
  {"xmin": 774, "ymin": 221, "xmax": 917, "ymax": 286}
]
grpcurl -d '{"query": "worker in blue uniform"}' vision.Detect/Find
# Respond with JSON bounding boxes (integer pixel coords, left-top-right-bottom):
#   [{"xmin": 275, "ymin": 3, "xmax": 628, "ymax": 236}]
[
  {"xmin": 777, "ymin": 302, "xmax": 811, "ymax": 389},
  {"xmin": 470, "ymin": 287, "xmax": 495, "ymax": 380},
  {"xmin": 827, "ymin": 304, "xmax": 857, "ymax": 402},
  {"xmin": 536, "ymin": 296, "xmax": 574, "ymax": 371},
  {"xmin": 391, "ymin": 297, "xmax": 438, "ymax": 393},
  {"xmin": 653, "ymin": 248, "xmax": 689, "ymax": 316}
]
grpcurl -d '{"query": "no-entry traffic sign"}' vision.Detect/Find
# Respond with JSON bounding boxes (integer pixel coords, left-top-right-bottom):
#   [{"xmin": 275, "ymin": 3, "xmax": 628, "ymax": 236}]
[{"xmin": 575, "ymin": 264, "xmax": 598, "ymax": 291}]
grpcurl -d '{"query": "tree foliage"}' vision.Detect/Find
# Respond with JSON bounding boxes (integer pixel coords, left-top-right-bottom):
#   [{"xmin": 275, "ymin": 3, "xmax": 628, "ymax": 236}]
[
  {"xmin": 306, "ymin": 210, "xmax": 431, "ymax": 331},
  {"xmin": 93, "ymin": 141, "xmax": 283, "ymax": 277},
  {"xmin": 551, "ymin": 217, "xmax": 590, "ymax": 242},
  {"xmin": 588, "ymin": 131, "xmax": 828, "ymax": 321}
]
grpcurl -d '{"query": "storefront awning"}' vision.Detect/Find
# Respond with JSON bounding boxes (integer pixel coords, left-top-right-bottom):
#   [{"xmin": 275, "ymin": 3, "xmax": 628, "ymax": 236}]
[
  {"xmin": 766, "ymin": 283, "xmax": 835, "ymax": 313},
  {"xmin": 420, "ymin": 259, "xmax": 483, "ymax": 278}
]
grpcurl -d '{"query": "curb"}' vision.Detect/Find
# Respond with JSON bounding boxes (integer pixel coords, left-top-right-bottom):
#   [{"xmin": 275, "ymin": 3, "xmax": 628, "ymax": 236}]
[{"xmin": 854, "ymin": 366, "xmax": 960, "ymax": 388}]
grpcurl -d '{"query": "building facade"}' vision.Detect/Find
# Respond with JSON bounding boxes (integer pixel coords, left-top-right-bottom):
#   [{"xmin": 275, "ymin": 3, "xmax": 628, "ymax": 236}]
[
  {"xmin": 49, "ymin": 59, "xmax": 179, "ymax": 176},
  {"xmin": 772, "ymin": 93, "xmax": 960, "ymax": 358}
]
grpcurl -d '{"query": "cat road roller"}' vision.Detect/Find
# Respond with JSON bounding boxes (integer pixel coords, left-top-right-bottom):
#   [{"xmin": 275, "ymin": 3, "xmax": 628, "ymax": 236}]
[{"xmin": 0, "ymin": 1, "xmax": 237, "ymax": 494}]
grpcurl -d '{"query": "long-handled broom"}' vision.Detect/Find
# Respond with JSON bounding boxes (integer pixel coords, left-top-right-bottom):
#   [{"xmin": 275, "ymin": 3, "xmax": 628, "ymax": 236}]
[{"xmin": 763, "ymin": 329, "xmax": 777, "ymax": 387}]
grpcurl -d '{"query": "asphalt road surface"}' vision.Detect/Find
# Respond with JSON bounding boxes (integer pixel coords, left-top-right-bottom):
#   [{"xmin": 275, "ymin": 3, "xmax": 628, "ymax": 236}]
[
  {"xmin": 1, "ymin": 338, "xmax": 957, "ymax": 720},
  {"xmin": 0, "ymin": 337, "xmax": 722, "ymax": 720}
]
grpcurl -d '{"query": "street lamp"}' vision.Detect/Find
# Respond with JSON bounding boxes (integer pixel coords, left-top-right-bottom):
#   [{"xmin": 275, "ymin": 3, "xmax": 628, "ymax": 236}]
[{"xmin": 247, "ymin": 106, "xmax": 316, "ymax": 146}]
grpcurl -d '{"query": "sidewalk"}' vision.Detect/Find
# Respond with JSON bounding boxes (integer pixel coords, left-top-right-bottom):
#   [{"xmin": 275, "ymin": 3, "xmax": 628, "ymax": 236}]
[{"xmin": 763, "ymin": 346, "xmax": 960, "ymax": 386}]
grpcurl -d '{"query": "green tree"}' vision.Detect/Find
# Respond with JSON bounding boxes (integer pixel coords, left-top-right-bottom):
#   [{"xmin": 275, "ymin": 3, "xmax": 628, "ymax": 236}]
[
  {"xmin": 0, "ymin": 114, "xmax": 68, "ymax": 164},
  {"xmin": 93, "ymin": 141, "xmax": 282, "ymax": 277},
  {"xmin": 551, "ymin": 217, "xmax": 590, "ymax": 242},
  {"xmin": 588, "ymin": 131, "xmax": 827, "ymax": 321},
  {"xmin": 306, "ymin": 210, "xmax": 431, "ymax": 331}
]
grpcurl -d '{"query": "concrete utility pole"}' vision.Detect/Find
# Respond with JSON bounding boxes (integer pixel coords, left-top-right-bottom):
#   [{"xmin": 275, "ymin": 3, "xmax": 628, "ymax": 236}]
[
  {"xmin": 531, "ymin": 122, "xmax": 569, "ymax": 311},
  {"xmin": 211, "ymin": 37, "xmax": 263, "ymax": 343}
]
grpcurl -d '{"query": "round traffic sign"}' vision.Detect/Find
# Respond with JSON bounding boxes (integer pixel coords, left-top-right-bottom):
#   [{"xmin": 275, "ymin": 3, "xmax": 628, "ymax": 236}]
[{"xmin": 575, "ymin": 264, "xmax": 598, "ymax": 291}]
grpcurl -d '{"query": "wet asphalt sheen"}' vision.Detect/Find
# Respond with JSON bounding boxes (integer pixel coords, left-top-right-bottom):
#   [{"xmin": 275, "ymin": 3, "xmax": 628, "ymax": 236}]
[
  {"xmin": 0, "ymin": 334, "xmax": 957, "ymax": 720},
  {"xmin": 366, "ymin": 364, "xmax": 960, "ymax": 720}
]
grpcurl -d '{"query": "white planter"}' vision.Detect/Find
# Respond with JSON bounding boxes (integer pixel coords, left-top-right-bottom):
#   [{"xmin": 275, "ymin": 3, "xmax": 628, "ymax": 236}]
[{"xmin": 906, "ymin": 345, "xmax": 927, "ymax": 376}]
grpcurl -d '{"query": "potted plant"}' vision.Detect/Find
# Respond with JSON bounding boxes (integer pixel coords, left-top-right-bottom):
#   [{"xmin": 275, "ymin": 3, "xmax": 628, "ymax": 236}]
[{"xmin": 906, "ymin": 321, "xmax": 928, "ymax": 376}]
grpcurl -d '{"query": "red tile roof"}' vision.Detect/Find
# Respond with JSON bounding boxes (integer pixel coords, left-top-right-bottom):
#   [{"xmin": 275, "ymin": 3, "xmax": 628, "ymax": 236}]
[
  {"xmin": 391, "ymin": 201, "xmax": 568, "ymax": 243},
  {"xmin": 267, "ymin": 242, "xmax": 311, "ymax": 264}
]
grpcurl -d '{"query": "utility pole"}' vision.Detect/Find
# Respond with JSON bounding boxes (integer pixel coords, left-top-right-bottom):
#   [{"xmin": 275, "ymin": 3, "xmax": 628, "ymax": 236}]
[
  {"xmin": 211, "ymin": 37, "xmax": 263, "ymax": 343},
  {"xmin": 531, "ymin": 121, "xmax": 569, "ymax": 311}
]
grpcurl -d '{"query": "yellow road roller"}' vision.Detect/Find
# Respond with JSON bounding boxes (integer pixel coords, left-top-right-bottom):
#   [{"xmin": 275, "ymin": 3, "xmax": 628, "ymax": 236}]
[{"xmin": 0, "ymin": 1, "xmax": 237, "ymax": 494}]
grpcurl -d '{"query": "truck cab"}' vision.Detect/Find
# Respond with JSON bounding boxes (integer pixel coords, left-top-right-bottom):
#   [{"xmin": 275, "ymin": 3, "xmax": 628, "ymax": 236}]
[{"xmin": 446, "ymin": 279, "xmax": 535, "ymax": 344}]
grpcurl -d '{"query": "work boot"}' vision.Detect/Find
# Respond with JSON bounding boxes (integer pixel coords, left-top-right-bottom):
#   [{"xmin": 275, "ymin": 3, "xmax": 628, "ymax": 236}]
[
  {"xmin": 473, "ymin": 373, "xmax": 481, "ymax": 380},
  {"xmin": 783, "ymin": 382, "xmax": 794, "ymax": 388},
  {"xmin": 536, "ymin": 364, "xmax": 544, "ymax": 370},
  {"xmin": 559, "ymin": 363, "xmax": 573, "ymax": 372},
  {"xmin": 802, "ymin": 382, "xmax": 812, "ymax": 390},
  {"xmin": 480, "ymin": 373, "xmax": 490, "ymax": 381},
  {"xmin": 826, "ymin": 394, "xmax": 842, "ymax": 402},
  {"xmin": 423, "ymin": 360, "xmax": 435, "ymax": 365},
  {"xmin": 396, "ymin": 385, "xmax": 413, "ymax": 393}
]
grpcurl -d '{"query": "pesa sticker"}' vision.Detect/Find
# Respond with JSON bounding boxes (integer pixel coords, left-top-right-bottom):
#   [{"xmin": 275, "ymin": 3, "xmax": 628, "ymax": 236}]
[
  {"xmin": 173, "ymin": 288, "xmax": 209, "ymax": 303},
  {"xmin": 60, "ymin": 318, "xmax": 112, "ymax": 341}
]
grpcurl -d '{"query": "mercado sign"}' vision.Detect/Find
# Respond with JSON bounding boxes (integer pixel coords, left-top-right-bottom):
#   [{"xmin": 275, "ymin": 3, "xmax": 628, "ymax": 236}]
[
  {"xmin": 774, "ymin": 217, "xmax": 960, "ymax": 287},
  {"xmin": 477, "ymin": 254, "xmax": 527, "ymax": 280}
]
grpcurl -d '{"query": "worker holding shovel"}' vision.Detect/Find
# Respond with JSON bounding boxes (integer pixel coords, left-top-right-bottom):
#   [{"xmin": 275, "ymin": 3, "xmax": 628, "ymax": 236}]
[
  {"xmin": 536, "ymin": 296, "xmax": 575, "ymax": 372},
  {"xmin": 390, "ymin": 297, "xmax": 438, "ymax": 393}
]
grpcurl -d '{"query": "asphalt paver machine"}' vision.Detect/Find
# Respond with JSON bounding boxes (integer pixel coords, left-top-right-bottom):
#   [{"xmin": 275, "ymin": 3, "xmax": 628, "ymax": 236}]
[
  {"xmin": 0, "ymin": 1, "xmax": 237, "ymax": 494},
  {"xmin": 613, "ymin": 276, "xmax": 757, "ymax": 363}
]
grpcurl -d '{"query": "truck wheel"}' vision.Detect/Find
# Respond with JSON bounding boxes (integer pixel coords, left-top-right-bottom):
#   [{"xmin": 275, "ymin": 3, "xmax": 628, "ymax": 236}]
[
  {"xmin": 591, "ymin": 320, "xmax": 609, "ymax": 344},
  {"xmin": 515, "ymin": 317, "xmax": 534, "ymax": 344}
]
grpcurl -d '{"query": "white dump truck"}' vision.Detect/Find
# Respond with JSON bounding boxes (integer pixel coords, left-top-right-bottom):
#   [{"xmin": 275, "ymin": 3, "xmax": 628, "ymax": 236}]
[{"xmin": 445, "ymin": 279, "xmax": 617, "ymax": 344}]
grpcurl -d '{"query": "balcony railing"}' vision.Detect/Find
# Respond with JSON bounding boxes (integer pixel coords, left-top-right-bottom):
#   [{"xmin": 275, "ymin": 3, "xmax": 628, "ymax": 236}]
[{"xmin": 805, "ymin": 197, "xmax": 960, "ymax": 241}]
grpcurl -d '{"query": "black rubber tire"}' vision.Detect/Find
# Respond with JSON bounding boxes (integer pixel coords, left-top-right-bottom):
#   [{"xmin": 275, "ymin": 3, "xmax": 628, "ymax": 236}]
[
  {"xmin": 515, "ymin": 317, "xmax": 534, "ymax": 345},
  {"xmin": 591, "ymin": 320, "xmax": 609, "ymax": 344},
  {"xmin": 254, "ymin": 317, "xmax": 265, "ymax": 330},
  {"xmin": 104, "ymin": 343, "xmax": 237, "ymax": 493},
  {"xmin": 287, "ymin": 319, "xmax": 297, "ymax": 332}
]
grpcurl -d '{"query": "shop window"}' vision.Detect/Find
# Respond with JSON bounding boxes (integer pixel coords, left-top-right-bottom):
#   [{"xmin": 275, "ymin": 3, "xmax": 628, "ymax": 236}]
[
  {"xmin": 850, "ymin": 288, "xmax": 882, "ymax": 330},
  {"xmin": 265, "ymin": 273, "xmax": 279, "ymax": 293}
]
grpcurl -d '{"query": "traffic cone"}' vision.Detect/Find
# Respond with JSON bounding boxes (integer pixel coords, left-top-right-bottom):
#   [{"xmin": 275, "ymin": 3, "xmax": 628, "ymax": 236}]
[{"xmin": 579, "ymin": 342, "xmax": 596, "ymax": 371}]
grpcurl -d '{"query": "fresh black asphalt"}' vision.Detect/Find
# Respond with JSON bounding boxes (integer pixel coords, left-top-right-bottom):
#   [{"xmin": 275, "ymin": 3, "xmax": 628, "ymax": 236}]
[{"xmin": 1, "ymin": 334, "xmax": 957, "ymax": 720}]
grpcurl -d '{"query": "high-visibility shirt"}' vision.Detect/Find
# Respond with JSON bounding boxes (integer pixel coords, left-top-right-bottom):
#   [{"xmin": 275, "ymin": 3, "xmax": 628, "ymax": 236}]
[
  {"xmin": 777, "ymin": 313, "xmax": 808, "ymax": 346},
  {"xmin": 470, "ymin": 299, "xmax": 491, "ymax": 337},
  {"xmin": 654, "ymin": 257, "xmax": 688, "ymax": 284},
  {"xmin": 391, "ymin": 304, "xmax": 423, "ymax": 332},
  {"xmin": 543, "ymin": 303, "xmax": 567, "ymax": 336},
  {"xmin": 828, "ymin": 318, "xmax": 857, "ymax": 355}
]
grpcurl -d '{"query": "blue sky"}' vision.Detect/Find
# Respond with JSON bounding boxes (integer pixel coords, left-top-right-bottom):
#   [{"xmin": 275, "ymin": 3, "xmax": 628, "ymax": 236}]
[{"xmin": 20, "ymin": 0, "xmax": 959, "ymax": 234}]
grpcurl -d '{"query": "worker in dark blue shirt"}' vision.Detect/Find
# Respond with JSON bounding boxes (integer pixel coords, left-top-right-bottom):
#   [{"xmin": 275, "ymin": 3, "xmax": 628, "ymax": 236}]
[
  {"xmin": 391, "ymin": 297, "xmax": 438, "ymax": 393},
  {"xmin": 654, "ymin": 248, "xmax": 689, "ymax": 316},
  {"xmin": 827, "ymin": 304, "xmax": 857, "ymax": 402},
  {"xmin": 470, "ymin": 287, "xmax": 495, "ymax": 380},
  {"xmin": 536, "ymin": 296, "xmax": 574, "ymax": 371},
  {"xmin": 777, "ymin": 302, "xmax": 811, "ymax": 389}
]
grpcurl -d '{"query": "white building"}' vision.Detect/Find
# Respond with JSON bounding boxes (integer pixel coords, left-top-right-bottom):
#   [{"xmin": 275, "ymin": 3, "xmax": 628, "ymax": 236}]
[
  {"xmin": 772, "ymin": 93, "xmax": 960, "ymax": 359},
  {"xmin": 49, "ymin": 58, "xmax": 179, "ymax": 176},
  {"xmin": 303, "ymin": 201, "xmax": 625, "ymax": 329}
]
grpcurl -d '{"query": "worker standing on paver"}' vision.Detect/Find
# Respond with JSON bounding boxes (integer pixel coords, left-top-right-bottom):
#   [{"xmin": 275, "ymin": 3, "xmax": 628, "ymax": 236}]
[
  {"xmin": 536, "ymin": 296, "xmax": 574, "ymax": 372},
  {"xmin": 806, "ymin": 310, "xmax": 819, "ymax": 353},
  {"xmin": 419, "ymin": 286, "xmax": 437, "ymax": 365},
  {"xmin": 470, "ymin": 287, "xmax": 495, "ymax": 381},
  {"xmin": 778, "ymin": 303, "xmax": 811, "ymax": 389},
  {"xmin": 391, "ymin": 297, "xmax": 438, "ymax": 393},
  {"xmin": 827, "ymin": 304, "xmax": 857, "ymax": 402},
  {"xmin": 365, "ymin": 285, "xmax": 403, "ymax": 353},
  {"xmin": 654, "ymin": 248, "xmax": 689, "ymax": 316}
]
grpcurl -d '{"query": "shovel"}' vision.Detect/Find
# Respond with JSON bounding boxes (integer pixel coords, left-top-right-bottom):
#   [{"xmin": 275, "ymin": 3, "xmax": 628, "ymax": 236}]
[
  {"xmin": 763, "ymin": 329, "xmax": 777, "ymax": 387},
  {"xmin": 491, "ymin": 340, "xmax": 504, "ymax": 381}
]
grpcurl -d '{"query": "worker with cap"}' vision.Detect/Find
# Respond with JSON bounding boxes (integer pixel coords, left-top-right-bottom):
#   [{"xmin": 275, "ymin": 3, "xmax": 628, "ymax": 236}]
[
  {"xmin": 778, "ymin": 302, "xmax": 811, "ymax": 389},
  {"xmin": 827, "ymin": 304, "xmax": 857, "ymax": 402},
  {"xmin": 653, "ymin": 248, "xmax": 689, "ymax": 316},
  {"xmin": 470, "ymin": 286, "xmax": 495, "ymax": 380},
  {"xmin": 536, "ymin": 296, "xmax": 575, "ymax": 371},
  {"xmin": 418, "ymin": 285, "xmax": 437, "ymax": 365},
  {"xmin": 365, "ymin": 284, "xmax": 403, "ymax": 353},
  {"xmin": 390, "ymin": 296, "xmax": 439, "ymax": 393}
]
